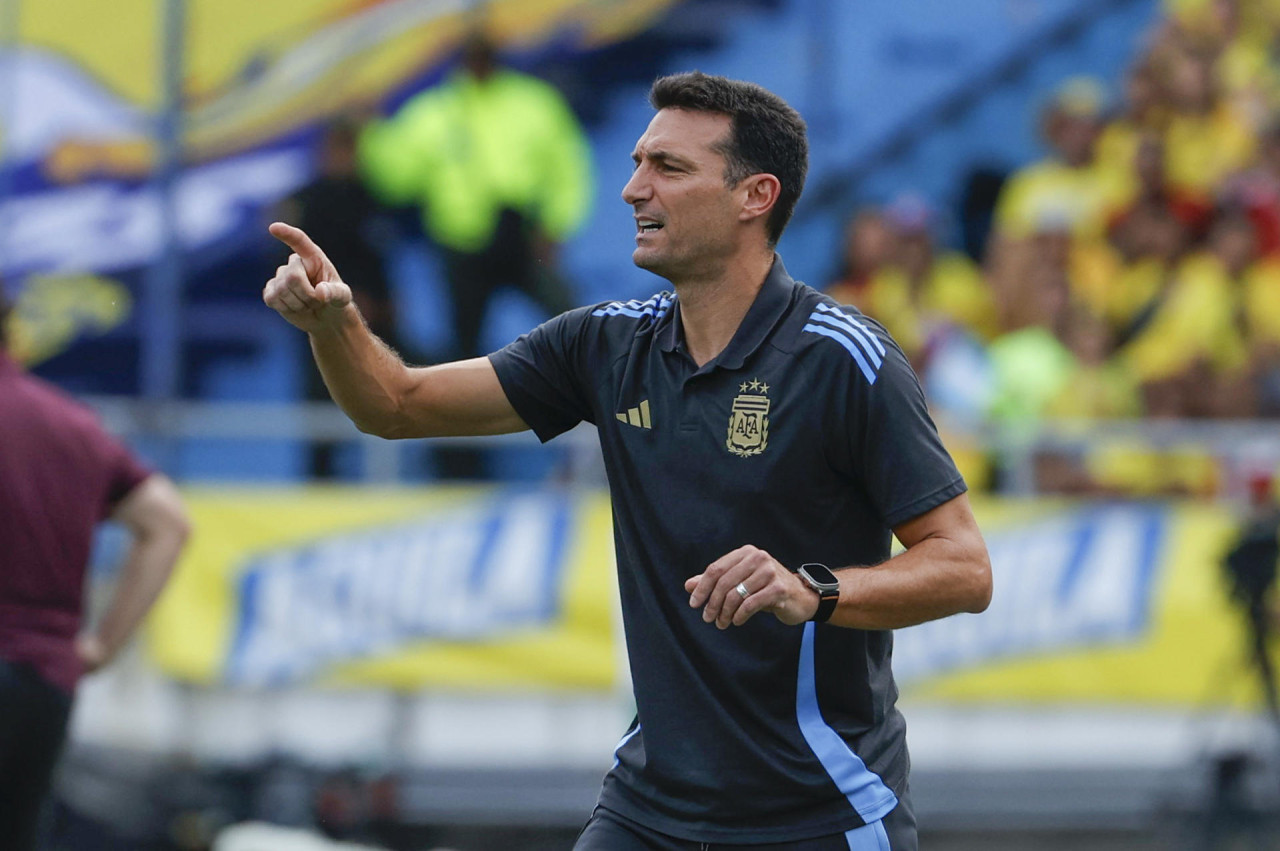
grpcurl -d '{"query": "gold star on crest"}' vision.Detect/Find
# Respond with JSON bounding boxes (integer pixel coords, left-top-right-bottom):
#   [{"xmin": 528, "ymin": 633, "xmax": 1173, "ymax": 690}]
[
  {"xmin": 760, "ymin": 383, "xmax": 770, "ymax": 393},
  {"xmin": 748, "ymin": 379, "xmax": 762, "ymax": 391},
  {"xmin": 739, "ymin": 382, "xmax": 749, "ymax": 392}
]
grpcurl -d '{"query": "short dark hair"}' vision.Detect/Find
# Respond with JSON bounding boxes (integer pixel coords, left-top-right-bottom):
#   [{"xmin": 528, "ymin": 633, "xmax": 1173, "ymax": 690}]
[{"xmin": 649, "ymin": 71, "xmax": 808, "ymax": 246}]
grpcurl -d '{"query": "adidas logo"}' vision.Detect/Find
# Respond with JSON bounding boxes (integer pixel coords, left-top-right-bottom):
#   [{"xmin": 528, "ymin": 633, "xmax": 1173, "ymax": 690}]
[{"xmin": 616, "ymin": 400, "xmax": 652, "ymax": 429}]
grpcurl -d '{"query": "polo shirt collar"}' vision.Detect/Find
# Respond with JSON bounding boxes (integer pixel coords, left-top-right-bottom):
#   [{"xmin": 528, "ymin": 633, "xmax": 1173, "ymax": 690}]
[{"xmin": 656, "ymin": 254, "xmax": 795, "ymax": 370}]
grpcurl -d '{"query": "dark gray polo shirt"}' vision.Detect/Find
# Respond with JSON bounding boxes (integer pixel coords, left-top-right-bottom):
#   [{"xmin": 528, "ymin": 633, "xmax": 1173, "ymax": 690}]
[{"xmin": 490, "ymin": 257, "xmax": 965, "ymax": 843}]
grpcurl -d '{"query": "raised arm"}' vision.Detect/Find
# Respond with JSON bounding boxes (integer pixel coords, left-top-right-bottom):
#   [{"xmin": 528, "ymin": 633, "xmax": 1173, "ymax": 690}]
[{"xmin": 262, "ymin": 222, "xmax": 528, "ymax": 438}]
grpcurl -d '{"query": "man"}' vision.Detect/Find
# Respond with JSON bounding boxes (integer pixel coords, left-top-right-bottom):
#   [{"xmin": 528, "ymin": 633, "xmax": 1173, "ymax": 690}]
[
  {"xmin": 279, "ymin": 117, "xmax": 400, "ymax": 478},
  {"xmin": 0, "ymin": 289, "xmax": 190, "ymax": 851},
  {"xmin": 992, "ymin": 76, "xmax": 1130, "ymax": 243},
  {"xmin": 1223, "ymin": 472, "xmax": 1280, "ymax": 726},
  {"xmin": 264, "ymin": 72, "xmax": 991, "ymax": 850},
  {"xmin": 357, "ymin": 31, "xmax": 592, "ymax": 362}
]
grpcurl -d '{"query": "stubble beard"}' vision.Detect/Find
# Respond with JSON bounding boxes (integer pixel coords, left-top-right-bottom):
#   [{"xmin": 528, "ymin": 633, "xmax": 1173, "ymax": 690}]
[{"xmin": 632, "ymin": 244, "xmax": 676, "ymax": 280}]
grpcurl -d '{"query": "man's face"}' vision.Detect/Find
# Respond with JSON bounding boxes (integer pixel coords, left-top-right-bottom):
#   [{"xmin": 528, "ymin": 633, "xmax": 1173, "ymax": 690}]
[
  {"xmin": 621, "ymin": 108, "xmax": 748, "ymax": 279},
  {"xmin": 1051, "ymin": 113, "xmax": 1099, "ymax": 167}
]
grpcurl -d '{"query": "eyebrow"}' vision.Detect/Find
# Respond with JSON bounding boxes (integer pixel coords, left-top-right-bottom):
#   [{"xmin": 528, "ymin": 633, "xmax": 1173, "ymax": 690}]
[{"xmin": 631, "ymin": 149, "xmax": 696, "ymax": 169}]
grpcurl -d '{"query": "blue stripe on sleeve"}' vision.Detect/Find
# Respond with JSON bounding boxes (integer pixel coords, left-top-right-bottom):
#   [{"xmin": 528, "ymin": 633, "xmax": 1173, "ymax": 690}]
[
  {"xmin": 808, "ymin": 313, "xmax": 884, "ymax": 369},
  {"xmin": 802, "ymin": 324, "xmax": 879, "ymax": 385},
  {"xmin": 816, "ymin": 303, "xmax": 887, "ymax": 356},
  {"xmin": 591, "ymin": 295, "xmax": 672, "ymax": 320}
]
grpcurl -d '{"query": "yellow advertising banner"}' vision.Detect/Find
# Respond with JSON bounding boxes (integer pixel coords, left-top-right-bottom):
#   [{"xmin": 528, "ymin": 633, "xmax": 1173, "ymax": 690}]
[
  {"xmin": 12, "ymin": 0, "xmax": 679, "ymax": 160},
  {"xmin": 900, "ymin": 499, "xmax": 1259, "ymax": 706},
  {"xmin": 147, "ymin": 490, "xmax": 1272, "ymax": 707},
  {"xmin": 148, "ymin": 486, "xmax": 619, "ymax": 690}
]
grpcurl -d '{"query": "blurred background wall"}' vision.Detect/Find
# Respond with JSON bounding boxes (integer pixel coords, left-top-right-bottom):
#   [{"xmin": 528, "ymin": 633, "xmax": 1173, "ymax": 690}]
[{"xmin": 3, "ymin": 0, "xmax": 1280, "ymax": 848}]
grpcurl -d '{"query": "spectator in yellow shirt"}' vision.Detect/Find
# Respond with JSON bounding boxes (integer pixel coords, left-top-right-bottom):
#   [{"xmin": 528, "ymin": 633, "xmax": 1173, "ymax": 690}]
[
  {"xmin": 1119, "ymin": 206, "xmax": 1280, "ymax": 416},
  {"xmin": 828, "ymin": 198, "xmax": 996, "ymax": 366},
  {"xmin": 826, "ymin": 208, "xmax": 898, "ymax": 302},
  {"xmin": 988, "ymin": 212, "xmax": 1123, "ymax": 327},
  {"xmin": 1222, "ymin": 120, "xmax": 1280, "ymax": 257},
  {"xmin": 993, "ymin": 77, "xmax": 1134, "ymax": 243},
  {"xmin": 1104, "ymin": 132, "xmax": 1206, "ymax": 334},
  {"xmin": 1162, "ymin": 0, "xmax": 1280, "ymax": 123},
  {"xmin": 1162, "ymin": 48, "xmax": 1256, "ymax": 196},
  {"xmin": 1096, "ymin": 60, "xmax": 1172, "ymax": 181},
  {"xmin": 887, "ymin": 195, "xmax": 1000, "ymax": 344}
]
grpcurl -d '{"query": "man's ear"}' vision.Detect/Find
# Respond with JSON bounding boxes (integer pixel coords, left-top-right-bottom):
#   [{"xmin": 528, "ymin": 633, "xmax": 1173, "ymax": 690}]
[{"xmin": 738, "ymin": 173, "xmax": 781, "ymax": 225}]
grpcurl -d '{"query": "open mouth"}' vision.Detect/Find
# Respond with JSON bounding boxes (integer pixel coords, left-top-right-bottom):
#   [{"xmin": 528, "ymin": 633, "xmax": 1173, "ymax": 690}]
[{"xmin": 637, "ymin": 221, "xmax": 663, "ymax": 234}]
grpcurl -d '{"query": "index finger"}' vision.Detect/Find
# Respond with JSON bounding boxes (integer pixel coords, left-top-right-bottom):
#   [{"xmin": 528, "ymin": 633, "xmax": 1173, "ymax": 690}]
[
  {"xmin": 688, "ymin": 546, "xmax": 750, "ymax": 607},
  {"xmin": 269, "ymin": 221, "xmax": 326, "ymax": 277}
]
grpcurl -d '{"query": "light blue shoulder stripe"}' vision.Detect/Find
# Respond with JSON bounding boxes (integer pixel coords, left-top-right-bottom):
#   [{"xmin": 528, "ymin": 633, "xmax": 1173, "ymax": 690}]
[
  {"xmin": 815, "ymin": 303, "xmax": 887, "ymax": 356},
  {"xmin": 593, "ymin": 304, "xmax": 647, "ymax": 319},
  {"xmin": 796, "ymin": 622, "xmax": 898, "ymax": 822},
  {"xmin": 807, "ymin": 313, "xmax": 884, "ymax": 369},
  {"xmin": 845, "ymin": 819, "xmax": 891, "ymax": 851},
  {"xmin": 591, "ymin": 294, "xmax": 672, "ymax": 320},
  {"xmin": 802, "ymin": 324, "xmax": 879, "ymax": 385}
]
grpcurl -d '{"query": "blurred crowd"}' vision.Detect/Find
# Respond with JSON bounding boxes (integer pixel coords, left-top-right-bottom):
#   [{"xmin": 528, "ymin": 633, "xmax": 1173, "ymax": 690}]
[{"xmin": 826, "ymin": 0, "xmax": 1280, "ymax": 497}]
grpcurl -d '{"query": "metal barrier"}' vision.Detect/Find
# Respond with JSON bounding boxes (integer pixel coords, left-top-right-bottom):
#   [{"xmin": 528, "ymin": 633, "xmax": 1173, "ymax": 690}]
[
  {"xmin": 85, "ymin": 396, "xmax": 606, "ymax": 483},
  {"xmin": 948, "ymin": 415, "xmax": 1280, "ymax": 496},
  {"xmin": 85, "ymin": 396, "xmax": 1280, "ymax": 494}
]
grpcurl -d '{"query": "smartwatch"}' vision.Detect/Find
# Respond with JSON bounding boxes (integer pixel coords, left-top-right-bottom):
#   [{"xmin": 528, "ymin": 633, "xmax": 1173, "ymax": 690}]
[{"xmin": 795, "ymin": 563, "xmax": 841, "ymax": 623}]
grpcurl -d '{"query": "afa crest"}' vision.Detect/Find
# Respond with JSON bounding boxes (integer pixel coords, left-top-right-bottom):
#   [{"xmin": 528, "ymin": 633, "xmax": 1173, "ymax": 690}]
[{"xmin": 726, "ymin": 379, "xmax": 771, "ymax": 457}]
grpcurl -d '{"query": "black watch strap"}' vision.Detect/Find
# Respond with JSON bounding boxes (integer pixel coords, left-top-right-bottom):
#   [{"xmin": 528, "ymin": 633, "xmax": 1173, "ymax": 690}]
[{"xmin": 796, "ymin": 563, "xmax": 841, "ymax": 623}]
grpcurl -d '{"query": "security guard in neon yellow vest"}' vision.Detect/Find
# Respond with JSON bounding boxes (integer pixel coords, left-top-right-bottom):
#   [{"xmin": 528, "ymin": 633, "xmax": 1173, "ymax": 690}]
[{"xmin": 358, "ymin": 32, "xmax": 594, "ymax": 360}]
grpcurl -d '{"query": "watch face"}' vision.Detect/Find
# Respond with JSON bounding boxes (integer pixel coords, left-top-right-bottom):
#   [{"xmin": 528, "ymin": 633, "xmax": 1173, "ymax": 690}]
[{"xmin": 799, "ymin": 563, "xmax": 840, "ymax": 593}]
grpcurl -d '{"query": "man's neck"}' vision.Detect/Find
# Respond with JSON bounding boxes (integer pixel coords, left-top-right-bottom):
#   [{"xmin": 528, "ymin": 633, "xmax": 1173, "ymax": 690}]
[{"xmin": 673, "ymin": 247, "xmax": 775, "ymax": 368}]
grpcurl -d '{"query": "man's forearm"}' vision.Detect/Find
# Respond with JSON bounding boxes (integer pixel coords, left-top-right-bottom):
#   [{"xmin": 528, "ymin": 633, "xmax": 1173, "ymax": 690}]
[
  {"xmin": 81, "ymin": 475, "xmax": 189, "ymax": 673},
  {"xmin": 827, "ymin": 535, "xmax": 992, "ymax": 631},
  {"xmin": 310, "ymin": 306, "xmax": 419, "ymax": 438},
  {"xmin": 92, "ymin": 527, "xmax": 186, "ymax": 660},
  {"xmin": 265, "ymin": 222, "xmax": 529, "ymax": 440}
]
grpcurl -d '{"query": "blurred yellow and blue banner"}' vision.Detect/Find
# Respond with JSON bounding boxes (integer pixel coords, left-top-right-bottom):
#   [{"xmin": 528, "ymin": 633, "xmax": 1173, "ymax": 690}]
[
  {"xmin": 5, "ymin": 0, "xmax": 678, "ymax": 177},
  {"xmin": 1, "ymin": 0, "xmax": 677, "ymax": 362},
  {"xmin": 149, "ymin": 486, "xmax": 619, "ymax": 690},
  {"xmin": 899, "ymin": 500, "xmax": 1249, "ymax": 705},
  {"xmin": 150, "ymin": 489, "xmax": 1260, "ymax": 707}
]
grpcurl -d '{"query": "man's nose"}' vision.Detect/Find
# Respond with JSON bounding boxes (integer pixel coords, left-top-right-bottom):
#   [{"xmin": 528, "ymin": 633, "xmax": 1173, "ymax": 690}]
[{"xmin": 622, "ymin": 168, "xmax": 649, "ymax": 205}]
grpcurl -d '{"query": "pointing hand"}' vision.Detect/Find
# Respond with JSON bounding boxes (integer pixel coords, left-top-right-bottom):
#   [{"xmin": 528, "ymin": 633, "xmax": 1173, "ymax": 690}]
[{"xmin": 263, "ymin": 221, "xmax": 354, "ymax": 332}]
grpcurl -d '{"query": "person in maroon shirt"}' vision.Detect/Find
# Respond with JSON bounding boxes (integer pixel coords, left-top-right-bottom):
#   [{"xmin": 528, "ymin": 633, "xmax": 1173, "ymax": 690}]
[{"xmin": 0, "ymin": 290, "xmax": 190, "ymax": 851}]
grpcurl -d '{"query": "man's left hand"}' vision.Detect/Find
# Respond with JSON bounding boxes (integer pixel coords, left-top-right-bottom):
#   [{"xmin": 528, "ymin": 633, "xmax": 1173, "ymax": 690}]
[{"xmin": 685, "ymin": 545, "xmax": 821, "ymax": 629}]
